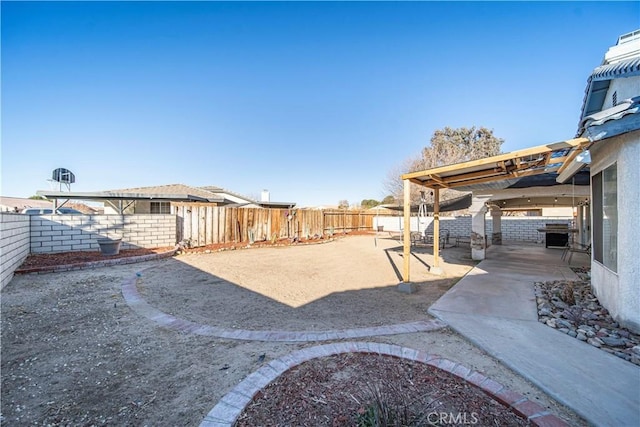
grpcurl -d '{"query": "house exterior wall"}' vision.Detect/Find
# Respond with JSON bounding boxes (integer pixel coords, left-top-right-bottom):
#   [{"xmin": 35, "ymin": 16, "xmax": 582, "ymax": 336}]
[
  {"xmin": 602, "ymin": 76, "xmax": 640, "ymax": 110},
  {"xmin": 0, "ymin": 213, "xmax": 31, "ymax": 289},
  {"xmin": 103, "ymin": 201, "xmax": 175, "ymax": 214},
  {"xmin": 133, "ymin": 201, "xmax": 156, "ymax": 214},
  {"xmin": 103, "ymin": 202, "xmax": 135, "ymax": 215},
  {"xmin": 29, "ymin": 214, "xmax": 177, "ymax": 254},
  {"xmin": 103, "ymin": 200, "xmax": 257, "ymax": 214},
  {"xmin": 590, "ymin": 129, "xmax": 640, "ymax": 333}
]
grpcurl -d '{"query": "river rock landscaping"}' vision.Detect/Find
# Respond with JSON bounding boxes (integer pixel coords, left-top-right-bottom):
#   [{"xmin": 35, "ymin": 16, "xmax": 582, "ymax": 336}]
[{"xmin": 535, "ymin": 267, "xmax": 640, "ymax": 365}]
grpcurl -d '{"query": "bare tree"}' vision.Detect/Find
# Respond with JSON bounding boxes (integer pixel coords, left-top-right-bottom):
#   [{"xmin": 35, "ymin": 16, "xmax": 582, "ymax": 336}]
[
  {"xmin": 419, "ymin": 126, "xmax": 502, "ymax": 169},
  {"xmin": 385, "ymin": 126, "xmax": 504, "ymax": 205},
  {"xmin": 383, "ymin": 156, "xmax": 419, "ymax": 202}
]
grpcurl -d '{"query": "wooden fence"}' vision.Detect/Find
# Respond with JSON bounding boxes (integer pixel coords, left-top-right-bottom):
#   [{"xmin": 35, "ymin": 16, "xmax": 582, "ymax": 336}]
[{"xmin": 175, "ymin": 204, "xmax": 397, "ymax": 247}]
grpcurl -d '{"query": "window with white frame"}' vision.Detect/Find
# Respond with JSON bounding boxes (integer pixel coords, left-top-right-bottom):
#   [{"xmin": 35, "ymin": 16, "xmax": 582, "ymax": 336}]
[
  {"xmin": 592, "ymin": 163, "xmax": 617, "ymax": 272},
  {"xmin": 150, "ymin": 201, "xmax": 171, "ymax": 214}
]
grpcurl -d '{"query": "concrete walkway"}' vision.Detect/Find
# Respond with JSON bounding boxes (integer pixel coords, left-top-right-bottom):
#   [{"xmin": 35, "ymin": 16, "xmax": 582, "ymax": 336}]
[{"xmin": 429, "ymin": 243, "xmax": 640, "ymax": 427}]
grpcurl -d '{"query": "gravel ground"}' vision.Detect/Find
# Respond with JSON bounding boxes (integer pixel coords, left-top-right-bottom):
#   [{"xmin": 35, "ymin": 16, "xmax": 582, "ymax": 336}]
[{"xmin": 1, "ymin": 235, "xmax": 585, "ymax": 426}]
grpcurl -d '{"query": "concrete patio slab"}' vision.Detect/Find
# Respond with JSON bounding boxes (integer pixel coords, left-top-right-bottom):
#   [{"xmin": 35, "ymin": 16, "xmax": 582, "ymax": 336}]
[{"xmin": 429, "ymin": 243, "xmax": 640, "ymax": 427}]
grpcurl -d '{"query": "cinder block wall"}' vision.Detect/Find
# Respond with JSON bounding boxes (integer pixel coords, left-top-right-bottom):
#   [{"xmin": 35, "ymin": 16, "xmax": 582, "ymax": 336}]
[
  {"xmin": 499, "ymin": 217, "xmax": 569, "ymax": 243},
  {"xmin": 374, "ymin": 215, "xmax": 570, "ymax": 243},
  {"xmin": 1, "ymin": 213, "xmax": 31, "ymax": 289},
  {"xmin": 29, "ymin": 214, "xmax": 177, "ymax": 254},
  {"xmin": 438, "ymin": 217, "xmax": 471, "ymax": 237}
]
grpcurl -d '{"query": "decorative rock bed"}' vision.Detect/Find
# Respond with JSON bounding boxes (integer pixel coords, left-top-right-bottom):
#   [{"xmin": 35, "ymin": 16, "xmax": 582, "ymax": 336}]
[{"xmin": 534, "ymin": 267, "xmax": 640, "ymax": 365}]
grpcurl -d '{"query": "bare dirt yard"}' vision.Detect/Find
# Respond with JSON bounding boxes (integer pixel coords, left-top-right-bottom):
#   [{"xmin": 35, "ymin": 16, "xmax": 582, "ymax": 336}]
[{"xmin": 1, "ymin": 234, "xmax": 585, "ymax": 425}]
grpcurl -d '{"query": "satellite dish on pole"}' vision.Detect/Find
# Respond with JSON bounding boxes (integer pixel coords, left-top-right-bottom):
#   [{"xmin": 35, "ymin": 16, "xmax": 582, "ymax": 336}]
[{"xmin": 49, "ymin": 168, "xmax": 76, "ymax": 191}]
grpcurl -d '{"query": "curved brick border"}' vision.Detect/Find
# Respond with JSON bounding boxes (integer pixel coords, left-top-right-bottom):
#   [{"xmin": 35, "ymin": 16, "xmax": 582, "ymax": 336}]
[
  {"xmin": 15, "ymin": 246, "xmax": 180, "ymax": 275},
  {"xmin": 201, "ymin": 342, "xmax": 569, "ymax": 427},
  {"xmin": 122, "ymin": 267, "xmax": 446, "ymax": 342}
]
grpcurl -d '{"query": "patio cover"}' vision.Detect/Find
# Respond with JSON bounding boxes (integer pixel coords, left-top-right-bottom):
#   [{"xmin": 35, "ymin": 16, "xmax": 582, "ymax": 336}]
[
  {"xmin": 379, "ymin": 193, "xmax": 473, "ymax": 213},
  {"xmin": 402, "ymin": 137, "xmax": 590, "ymax": 190},
  {"xmin": 399, "ymin": 137, "xmax": 591, "ymax": 281}
]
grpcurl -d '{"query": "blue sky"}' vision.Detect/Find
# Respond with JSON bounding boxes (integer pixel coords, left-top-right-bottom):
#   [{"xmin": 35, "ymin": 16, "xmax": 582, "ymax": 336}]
[{"xmin": 2, "ymin": 1, "xmax": 638, "ymax": 207}]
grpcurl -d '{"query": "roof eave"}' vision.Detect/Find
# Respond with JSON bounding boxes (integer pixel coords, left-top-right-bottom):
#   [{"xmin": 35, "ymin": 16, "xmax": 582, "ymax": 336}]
[{"xmin": 36, "ymin": 191, "xmax": 223, "ymax": 203}]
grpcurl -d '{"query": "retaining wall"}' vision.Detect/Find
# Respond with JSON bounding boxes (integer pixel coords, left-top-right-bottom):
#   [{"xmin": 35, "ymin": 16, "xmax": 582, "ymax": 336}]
[
  {"xmin": 1, "ymin": 213, "xmax": 31, "ymax": 289},
  {"xmin": 29, "ymin": 214, "xmax": 177, "ymax": 254}
]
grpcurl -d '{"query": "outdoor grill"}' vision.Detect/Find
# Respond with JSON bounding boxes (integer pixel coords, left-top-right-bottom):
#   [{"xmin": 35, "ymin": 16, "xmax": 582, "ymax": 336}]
[{"xmin": 538, "ymin": 223, "xmax": 570, "ymax": 248}]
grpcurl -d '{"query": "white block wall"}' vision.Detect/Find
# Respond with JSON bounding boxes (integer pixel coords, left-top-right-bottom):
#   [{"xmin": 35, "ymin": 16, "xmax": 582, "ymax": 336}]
[
  {"xmin": 29, "ymin": 214, "xmax": 177, "ymax": 254},
  {"xmin": 440, "ymin": 217, "xmax": 472, "ymax": 237},
  {"xmin": 1, "ymin": 213, "xmax": 31, "ymax": 289},
  {"xmin": 374, "ymin": 215, "xmax": 570, "ymax": 242},
  {"xmin": 494, "ymin": 217, "xmax": 569, "ymax": 243}
]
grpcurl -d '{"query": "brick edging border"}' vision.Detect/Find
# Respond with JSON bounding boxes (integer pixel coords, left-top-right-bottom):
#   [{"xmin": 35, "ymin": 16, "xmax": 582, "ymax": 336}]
[
  {"xmin": 121, "ymin": 266, "xmax": 446, "ymax": 342},
  {"xmin": 15, "ymin": 246, "xmax": 180, "ymax": 275},
  {"xmin": 200, "ymin": 342, "xmax": 569, "ymax": 427}
]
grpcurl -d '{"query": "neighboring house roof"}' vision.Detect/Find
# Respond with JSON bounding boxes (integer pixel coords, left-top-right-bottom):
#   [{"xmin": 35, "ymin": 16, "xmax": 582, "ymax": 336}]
[
  {"xmin": 200, "ymin": 185, "xmax": 250, "ymax": 200},
  {"xmin": 200, "ymin": 185, "xmax": 296, "ymax": 208},
  {"xmin": 0, "ymin": 197, "xmax": 97, "ymax": 214},
  {"xmin": 199, "ymin": 185, "xmax": 259, "ymax": 206},
  {"xmin": 110, "ymin": 184, "xmax": 222, "ymax": 201},
  {"xmin": 0, "ymin": 196, "xmax": 52, "ymax": 211},
  {"xmin": 37, "ymin": 183, "xmax": 296, "ymax": 208},
  {"xmin": 37, "ymin": 190, "xmax": 221, "ymax": 203},
  {"xmin": 65, "ymin": 202, "xmax": 100, "ymax": 214},
  {"xmin": 256, "ymin": 201, "xmax": 297, "ymax": 208}
]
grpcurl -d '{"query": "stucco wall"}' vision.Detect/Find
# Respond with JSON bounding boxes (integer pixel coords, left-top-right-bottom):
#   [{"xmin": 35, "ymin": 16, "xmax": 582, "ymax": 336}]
[
  {"xmin": 590, "ymin": 129, "xmax": 640, "ymax": 333},
  {"xmin": 103, "ymin": 202, "xmax": 135, "ymax": 215},
  {"xmin": 133, "ymin": 201, "xmax": 153, "ymax": 214},
  {"xmin": 29, "ymin": 214, "xmax": 177, "ymax": 254},
  {"xmin": 1, "ymin": 213, "xmax": 31, "ymax": 289},
  {"xmin": 603, "ymin": 76, "xmax": 640, "ymax": 110}
]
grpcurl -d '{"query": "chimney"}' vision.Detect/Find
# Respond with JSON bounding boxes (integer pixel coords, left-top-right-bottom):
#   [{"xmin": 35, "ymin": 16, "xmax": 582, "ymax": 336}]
[{"xmin": 261, "ymin": 190, "xmax": 270, "ymax": 202}]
